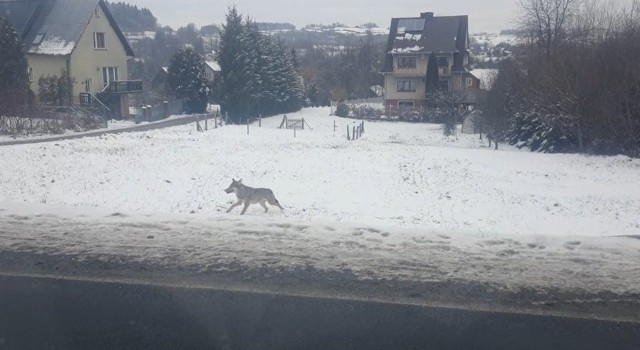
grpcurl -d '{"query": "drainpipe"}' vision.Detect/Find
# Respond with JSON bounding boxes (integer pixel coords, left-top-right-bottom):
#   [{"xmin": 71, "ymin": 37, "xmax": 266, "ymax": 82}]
[{"xmin": 66, "ymin": 56, "xmax": 73, "ymax": 105}]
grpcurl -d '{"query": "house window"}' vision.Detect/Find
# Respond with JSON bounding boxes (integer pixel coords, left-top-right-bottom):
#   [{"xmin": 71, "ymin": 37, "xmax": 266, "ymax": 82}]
[
  {"xmin": 397, "ymin": 80, "xmax": 416, "ymax": 92},
  {"xmin": 397, "ymin": 56, "xmax": 417, "ymax": 69},
  {"xmin": 438, "ymin": 80, "xmax": 449, "ymax": 91},
  {"xmin": 32, "ymin": 33, "xmax": 45, "ymax": 45},
  {"xmin": 28, "ymin": 67, "xmax": 33, "ymax": 83},
  {"xmin": 437, "ymin": 56, "xmax": 449, "ymax": 67},
  {"xmin": 102, "ymin": 67, "xmax": 118, "ymax": 87},
  {"xmin": 94, "ymin": 32, "xmax": 106, "ymax": 49},
  {"xmin": 398, "ymin": 101, "xmax": 414, "ymax": 110},
  {"xmin": 466, "ymin": 77, "xmax": 474, "ymax": 87},
  {"xmin": 94, "ymin": 9, "xmax": 100, "ymax": 18}
]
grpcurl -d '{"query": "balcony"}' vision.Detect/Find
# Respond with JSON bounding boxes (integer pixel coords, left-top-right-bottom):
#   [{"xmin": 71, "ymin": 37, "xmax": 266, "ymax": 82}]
[{"xmin": 103, "ymin": 80, "xmax": 143, "ymax": 94}]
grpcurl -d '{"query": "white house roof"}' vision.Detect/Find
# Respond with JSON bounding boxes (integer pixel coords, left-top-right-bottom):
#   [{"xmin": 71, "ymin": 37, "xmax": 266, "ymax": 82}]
[{"xmin": 470, "ymin": 69, "xmax": 499, "ymax": 90}]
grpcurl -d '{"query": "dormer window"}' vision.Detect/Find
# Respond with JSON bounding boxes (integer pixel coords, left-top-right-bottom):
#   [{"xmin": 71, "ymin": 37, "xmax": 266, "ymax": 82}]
[
  {"xmin": 32, "ymin": 33, "xmax": 45, "ymax": 45},
  {"xmin": 94, "ymin": 32, "xmax": 106, "ymax": 49}
]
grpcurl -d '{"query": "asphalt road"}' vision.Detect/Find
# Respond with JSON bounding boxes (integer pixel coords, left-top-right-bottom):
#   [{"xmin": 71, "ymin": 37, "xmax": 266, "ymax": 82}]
[{"xmin": 0, "ymin": 274, "xmax": 638, "ymax": 350}]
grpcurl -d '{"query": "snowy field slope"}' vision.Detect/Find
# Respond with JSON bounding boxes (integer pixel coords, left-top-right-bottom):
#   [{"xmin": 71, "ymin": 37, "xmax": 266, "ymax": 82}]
[
  {"xmin": 1, "ymin": 107, "xmax": 639, "ymax": 238},
  {"xmin": 0, "ymin": 201, "xmax": 638, "ymax": 297}
]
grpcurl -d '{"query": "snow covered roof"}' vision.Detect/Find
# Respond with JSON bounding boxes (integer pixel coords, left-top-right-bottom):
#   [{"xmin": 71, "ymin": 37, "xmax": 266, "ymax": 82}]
[
  {"xmin": 205, "ymin": 61, "xmax": 220, "ymax": 72},
  {"xmin": 470, "ymin": 69, "xmax": 499, "ymax": 90},
  {"xmin": 0, "ymin": 0, "xmax": 133, "ymax": 57},
  {"xmin": 382, "ymin": 13, "xmax": 469, "ymax": 73}
]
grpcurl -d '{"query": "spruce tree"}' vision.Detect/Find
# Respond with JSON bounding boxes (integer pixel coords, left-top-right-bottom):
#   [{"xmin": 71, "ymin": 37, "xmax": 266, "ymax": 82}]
[
  {"xmin": 167, "ymin": 47, "xmax": 208, "ymax": 113},
  {"xmin": 0, "ymin": 16, "xmax": 29, "ymax": 113},
  {"xmin": 425, "ymin": 53, "xmax": 439, "ymax": 94},
  {"xmin": 216, "ymin": 7, "xmax": 245, "ymax": 121}
]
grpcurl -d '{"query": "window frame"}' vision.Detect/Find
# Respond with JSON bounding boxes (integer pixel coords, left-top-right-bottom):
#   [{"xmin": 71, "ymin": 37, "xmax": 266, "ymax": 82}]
[
  {"xmin": 94, "ymin": 32, "xmax": 106, "ymax": 49},
  {"xmin": 397, "ymin": 80, "xmax": 417, "ymax": 92},
  {"xmin": 397, "ymin": 56, "xmax": 417, "ymax": 69}
]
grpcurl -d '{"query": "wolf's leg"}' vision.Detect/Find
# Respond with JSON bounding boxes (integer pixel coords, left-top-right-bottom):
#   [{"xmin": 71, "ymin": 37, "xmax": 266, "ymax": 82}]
[
  {"xmin": 240, "ymin": 202, "xmax": 250, "ymax": 215},
  {"xmin": 268, "ymin": 196, "xmax": 284, "ymax": 210},
  {"xmin": 260, "ymin": 200, "xmax": 269, "ymax": 212},
  {"xmin": 226, "ymin": 200, "xmax": 242, "ymax": 213}
]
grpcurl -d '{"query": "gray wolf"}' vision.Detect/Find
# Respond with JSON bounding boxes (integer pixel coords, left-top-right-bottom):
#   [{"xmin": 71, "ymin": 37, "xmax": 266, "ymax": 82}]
[{"xmin": 224, "ymin": 179, "xmax": 284, "ymax": 215}]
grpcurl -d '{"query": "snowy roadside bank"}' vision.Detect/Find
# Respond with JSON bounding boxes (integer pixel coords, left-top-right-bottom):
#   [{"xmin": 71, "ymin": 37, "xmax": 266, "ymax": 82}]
[{"xmin": 1, "ymin": 202, "xmax": 638, "ymax": 322}]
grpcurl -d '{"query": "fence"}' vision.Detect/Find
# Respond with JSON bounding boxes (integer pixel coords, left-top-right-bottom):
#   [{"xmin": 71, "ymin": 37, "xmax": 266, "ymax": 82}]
[
  {"xmin": 346, "ymin": 121, "xmax": 365, "ymax": 141},
  {"xmin": 0, "ymin": 105, "xmax": 103, "ymax": 136},
  {"xmin": 135, "ymin": 100, "xmax": 184, "ymax": 123}
]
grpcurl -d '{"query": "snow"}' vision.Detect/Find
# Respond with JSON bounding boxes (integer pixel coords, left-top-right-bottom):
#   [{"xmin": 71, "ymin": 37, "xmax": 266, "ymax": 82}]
[
  {"xmin": 390, "ymin": 45, "xmax": 422, "ymax": 53},
  {"xmin": 1, "ymin": 107, "xmax": 639, "ymax": 295},
  {"xmin": 470, "ymin": 69, "xmax": 499, "ymax": 90},
  {"xmin": 30, "ymin": 36, "xmax": 75, "ymax": 55},
  {"xmin": 0, "ymin": 201, "xmax": 638, "ymax": 296},
  {"xmin": 205, "ymin": 60, "xmax": 220, "ymax": 72},
  {"xmin": 1, "ymin": 107, "xmax": 639, "ymax": 239}
]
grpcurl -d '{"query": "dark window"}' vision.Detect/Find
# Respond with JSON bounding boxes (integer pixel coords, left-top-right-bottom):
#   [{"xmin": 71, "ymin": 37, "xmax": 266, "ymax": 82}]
[
  {"xmin": 398, "ymin": 57, "xmax": 417, "ymax": 69},
  {"xmin": 94, "ymin": 32, "xmax": 106, "ymax": 49},
  {"xmin": 399, "ymin": 101, "xmax": 414, "ymax": 109},
  {"xmin": 397, "ymin": 80, "xmax": 417, "ymax": 92}
]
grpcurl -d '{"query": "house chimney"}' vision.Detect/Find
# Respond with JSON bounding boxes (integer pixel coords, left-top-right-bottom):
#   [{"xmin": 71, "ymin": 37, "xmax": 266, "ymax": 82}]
[{"xmin": 420, "ymin": 12, "xmax": 434, "ymax": 19}]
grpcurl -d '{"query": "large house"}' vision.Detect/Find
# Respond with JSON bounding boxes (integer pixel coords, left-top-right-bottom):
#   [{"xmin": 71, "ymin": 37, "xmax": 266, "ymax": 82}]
[
  {"xmin": 381, "ymin": 12, "xmax": 480, "ymax": 111},
  {"xmin": 0, "ymin": 0, "xmax": 141, "ymax": 118}
]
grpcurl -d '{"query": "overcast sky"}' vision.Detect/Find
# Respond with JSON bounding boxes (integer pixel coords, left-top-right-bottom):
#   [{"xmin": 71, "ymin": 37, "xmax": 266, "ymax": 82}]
[{"xmin": 123, "ymin": 0, "xmax": 520, "ymax": 33}]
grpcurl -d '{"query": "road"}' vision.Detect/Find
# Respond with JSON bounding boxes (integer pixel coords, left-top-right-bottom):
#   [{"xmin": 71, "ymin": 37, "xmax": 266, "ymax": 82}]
[
  {"xmin": 0, "ymin": 274, "xmax": 638, "ymax": 350},
  {"xmin": 0, "ymin": 114, "xmax": 210, "ymax": 146}
]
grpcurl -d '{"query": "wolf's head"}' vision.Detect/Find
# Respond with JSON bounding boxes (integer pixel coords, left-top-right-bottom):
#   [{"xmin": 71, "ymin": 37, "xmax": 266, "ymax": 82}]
[{"xmin": 224, "ymin": 178, "xmax": 242, "ymax": 194}]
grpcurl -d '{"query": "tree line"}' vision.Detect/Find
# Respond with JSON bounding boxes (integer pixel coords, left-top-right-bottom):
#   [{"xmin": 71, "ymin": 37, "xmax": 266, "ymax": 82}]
[
  {"xmin": 215, "ymin": 7, "xmax": 303, "ymax": 123},
  {"xmin": 483, "ymin": 0, "xmax": 640, "ymax": 157}
]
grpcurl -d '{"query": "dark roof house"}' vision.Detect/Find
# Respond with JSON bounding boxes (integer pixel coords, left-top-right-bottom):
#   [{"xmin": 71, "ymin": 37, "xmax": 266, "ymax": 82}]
[{"xmin": 381, "ymin": 12, "xmax": 481, "ymax": 112}]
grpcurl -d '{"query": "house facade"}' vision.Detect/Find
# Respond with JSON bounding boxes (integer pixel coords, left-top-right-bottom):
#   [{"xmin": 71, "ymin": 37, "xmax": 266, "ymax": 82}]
[
  {"xmin": 381, "ymin": 12, "xmax": 480, "ymax": 111},
  {"xmin": 1, "ymin": 0, "xmax": 140, "ymax": 118}
]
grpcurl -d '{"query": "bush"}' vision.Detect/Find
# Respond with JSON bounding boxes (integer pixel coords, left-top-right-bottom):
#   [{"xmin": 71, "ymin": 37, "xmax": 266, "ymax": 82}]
[{"xmin": 335, "ymin": 103, "xmax": 349, "ymax": 117}]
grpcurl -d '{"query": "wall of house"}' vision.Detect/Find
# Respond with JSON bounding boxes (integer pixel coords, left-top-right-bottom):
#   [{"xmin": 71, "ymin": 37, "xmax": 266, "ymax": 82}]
[
  {"xmin": 69, "ymin": 4, "xmax": 128, "ymax": 104},
  {"xmin": 27, "ymin": 54, "xmax": 68, "ymax": 96},
  {"xmin": 384, "ymin": 74, "xmax": 426, "ymax": 105}
]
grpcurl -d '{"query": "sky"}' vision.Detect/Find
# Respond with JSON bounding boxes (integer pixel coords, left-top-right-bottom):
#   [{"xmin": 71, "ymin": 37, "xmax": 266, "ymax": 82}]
[{"xmin": 123, "ymin": 0, "xmax": 520, "ymax": 33}]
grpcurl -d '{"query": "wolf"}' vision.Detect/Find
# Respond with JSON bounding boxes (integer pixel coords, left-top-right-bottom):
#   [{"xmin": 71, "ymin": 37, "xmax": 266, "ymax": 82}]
[{"xmin": 224, "ymin": 179, "xmax": 284, "ymax": 215}]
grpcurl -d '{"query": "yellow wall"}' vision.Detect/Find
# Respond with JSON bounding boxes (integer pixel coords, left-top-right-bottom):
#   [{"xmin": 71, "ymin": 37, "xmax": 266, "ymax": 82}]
[
  {"xmin": 69, "ymin": 4, "xmax": 128, "ymax": 103},
  {"xmin": 27, "ymin": 55, "xmax": 67, "ymax": 94}
]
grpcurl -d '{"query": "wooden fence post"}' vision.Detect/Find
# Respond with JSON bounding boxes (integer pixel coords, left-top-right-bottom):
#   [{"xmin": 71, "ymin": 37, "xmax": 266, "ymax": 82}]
[
  {"xmin": 259, "ymin": 114, "xmax": 262, "ymax": 127},
  {"xmin": 302, "ymin": 118, "xmax": 305, "ymax": 130},
  {"xmin": 347, "ymin": 125, "xmax": 350, "ymax": 140},
  {"xmin": 352, "ymin": 125, "xmax": 356, "ymax": 140},
  {"xmin": 247, "ymin": 121, "xmax": 250, "ymax": 135},
  {"xmin": 334, "ymin": 120, "xmax": 336, "ymax": 132},
  {"xmin": 294, "ymin": 128, "xmax": 297, "ymax": 138}
]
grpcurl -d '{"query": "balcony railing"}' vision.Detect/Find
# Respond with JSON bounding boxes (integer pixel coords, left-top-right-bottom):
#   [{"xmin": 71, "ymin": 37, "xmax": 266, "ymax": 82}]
[{"xmin": 103, "ymin": 80, "xmax": 143, "ymax": 94}]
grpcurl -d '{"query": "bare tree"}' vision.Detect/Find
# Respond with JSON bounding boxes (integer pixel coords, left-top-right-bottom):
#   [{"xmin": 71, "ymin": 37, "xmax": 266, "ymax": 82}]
[{"xmin": 519, "ymin": 0, "xmax": 580, "ymax": 57}]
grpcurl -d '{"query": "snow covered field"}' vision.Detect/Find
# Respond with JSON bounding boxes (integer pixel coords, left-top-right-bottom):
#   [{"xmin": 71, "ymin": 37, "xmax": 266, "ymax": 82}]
[
  {"xmin": 1, "ymin": 107, "xmax": 639, "ymax": 304},
  {"xmin": 1, "ymin": 107, "xmax": 638, "ymax": 238}
]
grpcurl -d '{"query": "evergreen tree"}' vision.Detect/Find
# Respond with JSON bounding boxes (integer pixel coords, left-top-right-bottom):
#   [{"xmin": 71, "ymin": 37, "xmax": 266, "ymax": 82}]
[
  {"xmin": 217, "ymin": 8, "xmax": 302, "ymax": 122},
  {"xmin": 216, "ymin": 7, "xmax": 246, "ymax": 122},
  {"xmin": 0, "ymin": 16, "xmax": 29, "ymax": 114},
  {"xmin": 425, "ymin": 53, "xmax": 439, "ymax": 93},
  {"xmin": 167, "ymin": 47, "xmax": 208, "ymax": 113}
]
